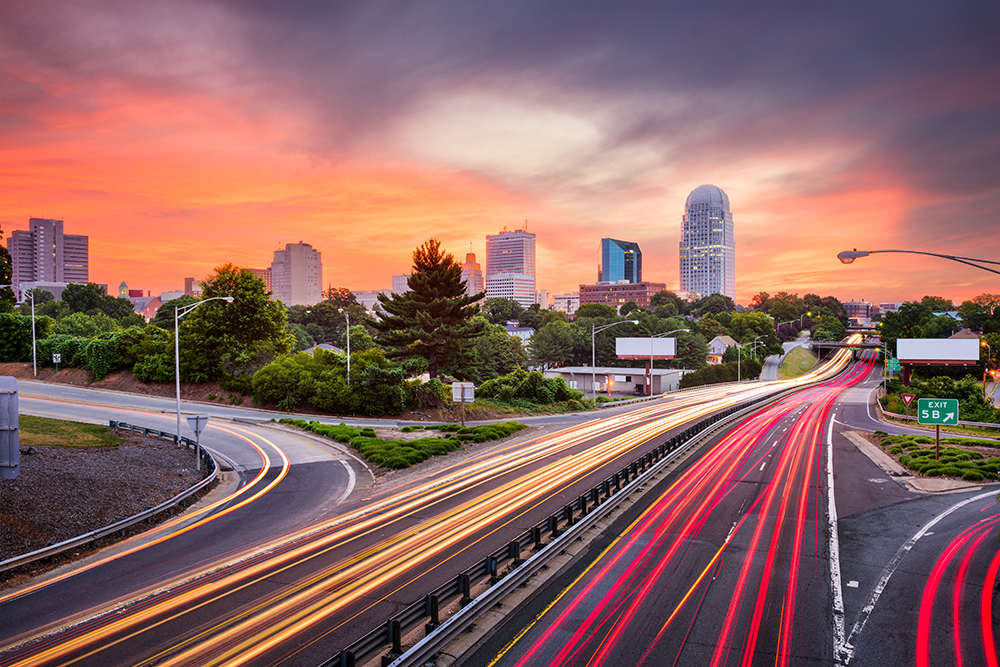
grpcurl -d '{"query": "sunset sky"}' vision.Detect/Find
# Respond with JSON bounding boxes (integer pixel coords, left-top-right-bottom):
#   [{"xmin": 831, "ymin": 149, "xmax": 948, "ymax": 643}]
[{"xmin": 1, "ymin": 1, "xmax": 997, "ymax": 306}]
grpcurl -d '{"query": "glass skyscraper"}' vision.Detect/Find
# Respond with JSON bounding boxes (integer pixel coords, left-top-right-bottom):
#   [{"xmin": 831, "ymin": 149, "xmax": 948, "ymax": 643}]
[
  {"xmin": 600, "ymin": 238, "xmax": 642, "ymax": 283},
  {"xmin": 679, "ymin": 184, "xmax": 735, "ymax": 300}
]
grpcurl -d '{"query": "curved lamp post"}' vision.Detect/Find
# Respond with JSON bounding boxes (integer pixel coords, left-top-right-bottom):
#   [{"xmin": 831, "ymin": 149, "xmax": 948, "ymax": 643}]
[
  {"xmin": 1, "ymin": 285, "xmax": 36, "ymax": 376},
  {"xmin": 837, "ymin": 249, "xmax": 1000, "ymax": 275},
  {"xmin": 338, "ymin": 308, "xmax": 351, "ymax": 384},
  {"xmin": 175, "ymin": 296, "xmax": 233, "ymax": 464},
  {"xmin": 592, "ymin": 319, "xmax": 639, "ymax": 406},
  {"xmin": 648, "ymin": 328, "xmax": 689, "ymax": 396}
]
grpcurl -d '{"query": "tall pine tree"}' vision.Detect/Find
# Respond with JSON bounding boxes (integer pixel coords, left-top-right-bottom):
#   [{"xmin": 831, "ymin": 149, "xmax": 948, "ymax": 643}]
[{"xmin": 375, "ymin": 239, "xmax": 486, "ymax": 379}]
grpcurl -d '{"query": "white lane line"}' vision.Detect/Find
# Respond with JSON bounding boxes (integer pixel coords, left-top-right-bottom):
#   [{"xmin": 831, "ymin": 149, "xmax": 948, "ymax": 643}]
[
  {"xmin": 827, "ymin": 418, "xmax": 849, "ymax": 665},
  {"xmin": 759, "ymin": 461, "xmax": 767, "ymax": 471},
  {"xmin": 841, "ymin": 489, "xmax": 997, "ymax": 663},
  {"xmin": 335, "ymin": 459, "xmax": 357, "ymax": 506}
]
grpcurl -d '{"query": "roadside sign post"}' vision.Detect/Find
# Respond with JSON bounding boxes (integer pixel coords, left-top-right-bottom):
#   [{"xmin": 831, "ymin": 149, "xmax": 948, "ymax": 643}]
[
  {"xmin": 452, "ymin": 383, "xmax": 474, "ymax": 427},
  {"xmin": 917, "ymin": 398, "xmax": 959, "ymax": 460},
  {"xmin": 185, "ymin": 414, "xmax": 211, "ymax": 472},
  {"xmin": 901, "ymin": 393, "xmax": 916, "ymax": 417},
  {"xmin": 53, "ymin": 354, "xmax": 61, "ymax": 373}
]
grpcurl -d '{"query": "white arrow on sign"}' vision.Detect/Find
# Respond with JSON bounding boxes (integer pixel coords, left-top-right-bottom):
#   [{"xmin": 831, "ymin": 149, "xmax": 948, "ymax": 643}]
[{"xmin": 945, "ymin": 413, "xmax": 955, "ymax": 422}]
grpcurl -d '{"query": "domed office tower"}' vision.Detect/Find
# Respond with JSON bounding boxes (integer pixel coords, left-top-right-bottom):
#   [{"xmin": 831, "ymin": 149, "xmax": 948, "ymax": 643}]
[{"xmin": 679, "ymin": 184, "xmax": 735, "ymax": 301}]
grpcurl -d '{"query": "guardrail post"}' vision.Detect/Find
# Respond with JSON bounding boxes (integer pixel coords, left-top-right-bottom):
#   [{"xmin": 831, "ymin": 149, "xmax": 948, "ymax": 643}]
[
  {"xmin": 578, "ymin": 494, "xmax": 588, "ymax": 517},
  {"xmin": 341, "ymin": 650, "xmax": 355, "ymax": 667},
  {"xmin": 425, "ymin": 594, "xmax": 440, "ymax": 634},
  {"xmin": 532, "ymin": 525, "xmax": 543, "ymax": 550},
  {"xmin": 602, "ymin": 479, "xmax": 611, "ymax": 500},
  {"xmin": 630, "ymin": 462, "xmax": 637, "ymax": 479},
  {"xmin": 487, "ymin": 556, "xmax": 499, "ymax": 584},
  {"xmin": 459, "ymin": 573, "xmax": 472, "ymax": 607},
  {"xmin": 563, "ymin": 504, "xmax": 574, "ymax": 527},
  {"xmin": 615, "ymin": 470, "xmax": 622, "ymax": 492},
  {"xmin": 509, "ymin": 540, "xmax": 522, "ymax": 567},
  {"xmin": 589, "ymin": 487, "xmax": 599, "ymax": 507},
  {"xmin": 548, "ymin": 515, "xmax": 559, "ymax": 539}
]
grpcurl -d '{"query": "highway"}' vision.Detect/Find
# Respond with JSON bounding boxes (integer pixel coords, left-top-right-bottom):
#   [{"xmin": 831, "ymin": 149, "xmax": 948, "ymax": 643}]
[
  {"xmin": 0, "ymin": 356, "xmax": 855, "ymax": 667},
  {"xmin": 469, "ymin": 352, "xmax": 1000, "ymax": 667}
]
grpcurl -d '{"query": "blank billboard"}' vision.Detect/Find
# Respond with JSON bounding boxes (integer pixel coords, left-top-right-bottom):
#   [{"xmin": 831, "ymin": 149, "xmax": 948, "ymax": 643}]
[
  {"xmin": 896, "ymin": 338, "xmax": 980, "ymax": 362},
  {"xmin": 616, "ymin": 337, "xmax": 676, "ymax": 360}
]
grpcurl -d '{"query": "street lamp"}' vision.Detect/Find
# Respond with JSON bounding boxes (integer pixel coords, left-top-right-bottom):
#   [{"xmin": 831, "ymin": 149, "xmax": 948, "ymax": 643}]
[
  {"xmin": 338, "ymin": 308, "xmax": 351, "ymax": 385},
  {"xmin": 592, "ymin": 319, "xmax": 639, "ymax": 406},
  {"xmin": 175, "ymin": 296, "xmax": 233, "ymax": 461},
  {"xmin": 648, "ymin": 328, "xmax": 689, "ymax": 396},
  {"xmin": 737, "ymin": 335, "xmax": 764, "ymax": 382},
  {"xmin": 837, "ymin": 249, "xmax": 1000, "ymax": 275},
  {"xmin": 1, "ymin": 285, "xmax": 36, "ymax": 376},
  {"xmin": 983, "ymin": 339, "xmax": 992, "ymax": 399}
]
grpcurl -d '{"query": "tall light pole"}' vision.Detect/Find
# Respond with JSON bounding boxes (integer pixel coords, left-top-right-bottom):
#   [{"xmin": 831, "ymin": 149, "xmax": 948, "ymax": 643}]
[
  {"xmin": 648, "ymin": 328, "xmax": 688, "ymax": 396},
  {"xmin": 983, "ymin": 339, "xmax": 992, "ymax": 399},
  {"xmin": 1, "ymin": 285, "xmax": 36, "ymax": 376},
  {"xmin": 592, "ymin": 319, "xmax": 638, "ymax": 406},
  {"xmin": 737, "ymin": 335, "xmax": 764, "ymax": 382},
  {"xmin": 338, "ymin": 308, "xmax": 351, "ymax": 384},
  {"xmin": 837, "ymin": 249, "xmax": 1000, "ymax": 275},
  {"xmin": 175, "ymin": 296, "xmax": 233, "ymax": 448}
]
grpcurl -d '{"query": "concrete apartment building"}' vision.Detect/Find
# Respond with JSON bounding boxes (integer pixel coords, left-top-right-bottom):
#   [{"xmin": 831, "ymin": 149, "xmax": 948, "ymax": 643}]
[
  {"xmin": 6, "ymin": 218, "xmax": 88, "ymax": 298},
  {"xmin": 271, "ymin": 242, "xmax": 322, "ymax": 306},
  {"xmin": 485, "ymin": 228, "xmax": 536, "ymax": 308}
]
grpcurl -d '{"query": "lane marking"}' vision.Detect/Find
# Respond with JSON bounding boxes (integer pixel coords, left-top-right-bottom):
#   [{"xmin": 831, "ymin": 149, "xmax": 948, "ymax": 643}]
[
  {"xmin": 847, "ymin": 581, "xmax": 859, "ymax": 588},
  {"xmin": 336, "ymin": 460, "xmax": 357, "ymax": 506},
  {"xmin": 842, "ymin": 489, "xmax": 997, "ymax": 663},
  {"xmin": 827, "ymin": 417, "xmax": 849, "ymax": 665},
  {"xmin": 759, "ymin": 462, "xmax": 767, "ymax": 471}
]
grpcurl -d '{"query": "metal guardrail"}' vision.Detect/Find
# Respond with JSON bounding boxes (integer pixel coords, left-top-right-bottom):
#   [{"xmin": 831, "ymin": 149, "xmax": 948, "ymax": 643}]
[
  {"xmin": 0, "ymin": 421, "xmax": 217, "ymax": 573},
  {"xmin": 319, "ymin": 386, "xmax": 802, "ymax": 667}
]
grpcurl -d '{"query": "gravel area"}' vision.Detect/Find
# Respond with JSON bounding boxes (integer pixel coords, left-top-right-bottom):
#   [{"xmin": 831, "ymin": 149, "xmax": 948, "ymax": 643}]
[{"xmin": 0, "ymin": 436, "xmax": 205, "ymax": 564}]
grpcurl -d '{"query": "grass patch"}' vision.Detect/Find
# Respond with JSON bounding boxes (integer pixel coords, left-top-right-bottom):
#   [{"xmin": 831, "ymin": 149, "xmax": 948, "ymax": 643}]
[
  {"xmin": 18, "ymin": 415, "xmax": 123, "ymax": 448},
  {"xmin": 779, "ymin": 346, "xmax": 819, "ymax": 379},
  {"xmin": 278, "ymin": 419, "xmax": 526, "ymax": 469},
  {"xmin": 880, "ymin": 433, "xmax": 1000, "ymax": 480}
]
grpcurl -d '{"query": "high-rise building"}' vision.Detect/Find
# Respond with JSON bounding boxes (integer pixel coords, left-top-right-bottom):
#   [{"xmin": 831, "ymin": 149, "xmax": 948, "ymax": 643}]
[
  {"xmin": 600, "ymin": 238, "xmax": 642, "ymax": 283},
  {"xmin": 271, "ymin": 242, "xmax": 322, "ymax": 306},
  {"xmin": 460, "ymin": 251, "xmax": 485, "ymax": 299},
  {"xmin": 485, "ymin": 228, "xmax": 536, "ymax": 308},
  {"xmin": 579, "ymin": 281, "xmax": 667, "ymax": 311},
  {"xmin": 679, "ymin": 185, "xmax": 735, "ymax": 301},
  {"xmin": 6, "ymin": 218, "xmax": 88, "ymax": 292},
  {"xmin": 392, "ymin": 274, "xmax": 410, "ymax": 293}
]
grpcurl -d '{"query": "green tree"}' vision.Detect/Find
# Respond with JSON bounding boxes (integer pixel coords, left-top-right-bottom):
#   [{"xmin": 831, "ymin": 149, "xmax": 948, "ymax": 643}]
[
  {"xmin": 958, "ymin": 293, "xmax": 1000, "ymax": 334},
  {"xmin": 181, "ymin": 264, "xmax": 292, "ymax": 386},
  {"xmin": 921, "ymin": 295, "xmax": 954, "ymax": 312},
  {"xmin": 698, "ymin": 314, "xmax": 729, "ymax": 339},
  {"xmin": 619, "ymin": 300, "xmax": 640, "ymax": 317},
  {"xmin": 650, "ymin": 290, "xmax": 685, "ymax": 314},
  {"xmin": 813, "ymin": 315, "xmax": 847, "ymax": 342},
  {"xmin": 517, "ymin": 304, "xmax": 544, "ymax": 330},
  {"xmin": 769, "ymin": 300, "xmax": 797, "ymax": 323},
  {"xmin": 53, "ymin": 312, "xmax": 104, "ymax": 338},
  {"xmin": 690, "ymin": 293, "xmax": 736, "ymax": 317},
  {"xmin": 287, "ymin": 322, "xmax": 315, "ymax": 352},
  {"xmin": 61, "ymin": 282, "xmax": 106, "ymax": 315},
  {"xmin": 338, "ymin": 324, "xmax": 378, "ymax": 354},
  {"xmin": 0, "ymin": 313, "xmax": 34, "ymax": 361},
  {"xmin": 151, "ymin": 295, "xmax": 200, "ymax": 329},
  {"xmin": 575, "ymin": 303, "xmax": 617, "ymax": 319},
  {"xmin": 729, "ymin": 312, "xmax": 782, "ymax": 353},
  {"xmin": 323, "ymin": 286, "xmax": 358, "ymax": 308},
  {"xmin": 476, "ymin": 322, "xmax": 528, "ymax": 379},
  {"xmin": 529, "ymin": 319, "xmax": 577, "ymax": 368},
  {"xmin": 374, "ymin": 239, "xmax": 486, "ymax": 379},
  {"xmin": 481, "ymin": 297, "xmax": 522, "ymax": 325}
]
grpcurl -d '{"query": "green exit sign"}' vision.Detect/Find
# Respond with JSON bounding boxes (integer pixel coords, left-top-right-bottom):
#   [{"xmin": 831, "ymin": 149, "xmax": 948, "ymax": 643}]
[
  {"xmin": 888, "ymin": 358, "xmax": 901, "ymax": 372},
  {"xmin": 917, "ymin": 398, "xmax": 959, "ymax": 425}
]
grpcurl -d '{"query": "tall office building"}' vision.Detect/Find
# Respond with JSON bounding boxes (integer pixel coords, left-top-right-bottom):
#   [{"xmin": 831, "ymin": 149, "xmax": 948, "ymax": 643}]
[
  {"xmin": 679, "ymin": 184, "xmax": 735, "ymax": 301},
  {"xmin": 460, "ymin": 251, "xmax": 485, "ymax": 298},
  {"xmin": 600, "ymin": 238, "xmax": 642, "ymax": 283},
  {"xmin": 485, "ymin": 228, "xmax": 536, "ymax": 308},
  {"xmin": 392, "ymin": 274, "xmax": 410, "ymax": 293},
  {"xmin": 6, "ymin": 218, "xmax": 88, "ymax": 292},
  {"xmin": 270, "ymin": 242, "xmax": 322, "ymax": 306}
]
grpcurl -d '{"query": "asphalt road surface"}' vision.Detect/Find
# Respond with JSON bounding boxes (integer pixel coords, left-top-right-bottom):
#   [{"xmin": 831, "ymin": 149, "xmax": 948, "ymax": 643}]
[
  {"xmin": 0, "ymin": 363, "xmax": 853, "ymax": 667},
  {"xmin": 467, "ymin": 355, "xmax": 1000, "ymax": 667}
]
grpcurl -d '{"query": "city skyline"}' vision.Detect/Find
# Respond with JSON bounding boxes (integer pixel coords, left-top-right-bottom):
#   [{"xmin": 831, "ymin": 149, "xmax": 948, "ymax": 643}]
[{"xmin": 1, "ymin": 2, "xmax": 997, "ymax": 304}]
